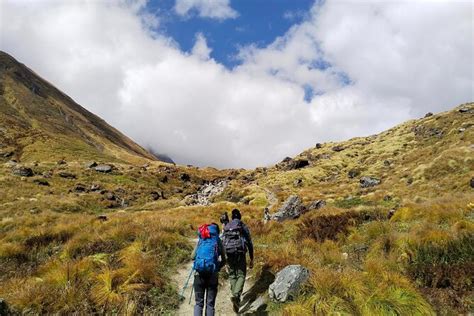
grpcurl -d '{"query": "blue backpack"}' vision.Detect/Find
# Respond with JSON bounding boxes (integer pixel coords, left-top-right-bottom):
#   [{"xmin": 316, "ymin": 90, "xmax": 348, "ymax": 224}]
[{"xmin": 193, "ymin": 224, "xmax": 220, "ymax": 274}]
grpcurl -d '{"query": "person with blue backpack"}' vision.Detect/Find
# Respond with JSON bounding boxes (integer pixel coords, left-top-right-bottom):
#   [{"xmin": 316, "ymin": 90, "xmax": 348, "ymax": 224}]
[
  {"xmin": 222, "ymin": 209, "xmax": 254, "ymax": 313},
  {"xmin": 192, "ymin": 222, "xmax": 226, "ymax": 316}
]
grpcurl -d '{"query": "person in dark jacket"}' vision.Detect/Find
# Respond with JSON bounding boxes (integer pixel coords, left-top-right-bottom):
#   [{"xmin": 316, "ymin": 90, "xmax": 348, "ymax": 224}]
[
  {"xmin": 222, "ymin": 209, "xmax": 254, "ymax": 313},
  {"xmin": 192, "ymin": 223, "xmax": 226, "ymax": 316}
]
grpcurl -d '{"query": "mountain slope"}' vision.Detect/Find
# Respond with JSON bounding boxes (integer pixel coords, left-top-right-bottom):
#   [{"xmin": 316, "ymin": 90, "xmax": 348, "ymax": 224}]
[{"xmin": 0, "ymin": 51, "xmax": 156, "ymax": 163}]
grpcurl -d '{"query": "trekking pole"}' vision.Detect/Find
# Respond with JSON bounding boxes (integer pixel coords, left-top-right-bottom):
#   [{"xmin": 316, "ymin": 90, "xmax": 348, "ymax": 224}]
[
  {"xmin": 188, "ymin": 279, "xmax": 194, "ymax": 305},
  {"xmin": 180, "ymin": 266, "xmax": 194, "ymax": 300}
]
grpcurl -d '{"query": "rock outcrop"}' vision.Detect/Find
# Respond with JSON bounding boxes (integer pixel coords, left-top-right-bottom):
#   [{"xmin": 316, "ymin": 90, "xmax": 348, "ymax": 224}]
[
  {"xmin": 271, "ymin": 195, "xmax": 305, "ymax": 221},
  {"xmin": 184, "ymin": 179, "xmax": 228, "ymax": 206},
  {"xmin": 360, "ymin": 176, "xmax": 381, "ymax": 188},
  {"xmin": 269, "ymin": 265, "xmax": 309, "ymax": 302},
  {"xmin": 12, "ymin": 166, "xmax": 33, "ymax": 177}
]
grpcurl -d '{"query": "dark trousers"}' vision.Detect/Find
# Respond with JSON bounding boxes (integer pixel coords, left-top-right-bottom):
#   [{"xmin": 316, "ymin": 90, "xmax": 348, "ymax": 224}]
[
  {"xmin": 194, "ymin": 272, "xmax": 218, "ymax": 316},
  {"xmin": 227, "ymin": 254, "xmax": 247, "ymax": 299}
]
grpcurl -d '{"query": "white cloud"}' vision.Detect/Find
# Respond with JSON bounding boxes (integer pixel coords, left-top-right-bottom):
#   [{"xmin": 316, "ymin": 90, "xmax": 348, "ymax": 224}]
[
  {"xmin": 191, "ymin": 33, "xmax": 212, "ymax": 60},
  {"xmin": 174, "ymin": 0, "xmax": 238, "ymax": 20},
  {"xmin": 0, "ymin": 0, "xmax": 472, "ymax": 168}
]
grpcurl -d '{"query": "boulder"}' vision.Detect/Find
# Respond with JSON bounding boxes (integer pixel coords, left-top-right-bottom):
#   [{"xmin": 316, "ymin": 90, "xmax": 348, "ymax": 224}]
[
  {"xmin": 97, "ymin": 214, "xmax": 108, "ymax": 221},
  {"xmin": 269, "ymin": 265, "xmax": 309, "ymax": 302},
  {"xmin": 106, "ymin": 192, "xmax": 116, "ymax": 201},
  {"xmin": 33, "ymin": 179, "xmax": 50, "ymax": 186},
  {"xmin": 0, "ymin": 150, "xmax": 13, "ymax": 158},
  {"xmin": 42, "ymin": 170, "xmax": 53, "ymax": 178},
  {"xmin": 348, "ymin": 169, "xmax": 360, "ymax": 179},
  {"xmin": 360, "ymin": 176, "xmax": 381, "ymax": 188},
  {"xmin": 85, "ymin": 161, "xmax": 97, "ymax": 168},
  {"xmin": 332, "ymin": 145, "xmax": 345, "ymax": 152},
  {"xmin": 74, "ymin": 183, "xmax": 87, "ymax": 193},
  {"xmin": 58, "ymin": 171, "xmax": 76, "ymax": 179},
  {"xmin": 424, "ymin": 112, "xmax": 433, "ymax": 118},
  {"xmin": 150, "ymin": 191, "xmax": 162, "ymax": 201},
  {"xmin": 57, "ymin": 159, "xmax": 67, "ymax": 165},
  {"xmin": 271, "ymin": 195, "xmax": 305, "ymax": 221},
  {"xmin": 12, "ymin": 166, "xmax": 33, "ymax": 177},
  {"xmin": 459, "ymin": 107, "xmax": 474, "ymax": 114},
  {"xmin": 90, "ymin": 183, "xmax": 101, "ymax": 191},
  {"xmin": 0, "ymin": 298, "xmax": 10, "ymax": 315},
  {"xmin": 180, "ymin": 173, "xmax": 191, "ymax": 182},
  {"xmin": 307, "ymin": 200, "xmax": 326, "ymax": 210},
  {"xmin": 315, "ymin": 143, "xmax": 322, "ymax": 149},
  {"xmin": 94, "ymin": 164, "xmax": 112, "ymax": 173}
]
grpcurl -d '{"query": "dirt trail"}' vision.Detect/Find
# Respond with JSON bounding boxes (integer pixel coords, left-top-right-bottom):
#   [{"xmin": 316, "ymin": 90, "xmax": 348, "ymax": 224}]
[{"xmin": 173, "ymin": 239, "xmax": 252, "ymax": 315}]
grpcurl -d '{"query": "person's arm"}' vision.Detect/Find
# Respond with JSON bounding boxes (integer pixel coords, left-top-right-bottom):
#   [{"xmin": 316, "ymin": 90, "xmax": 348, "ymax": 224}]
[
  {"xmin": 242, "ymin": 223, "xmax": 254, "ymax": 263},
  {"xmin": 218, "ymin": 238, "xmax": 227, "ymax": 268}
]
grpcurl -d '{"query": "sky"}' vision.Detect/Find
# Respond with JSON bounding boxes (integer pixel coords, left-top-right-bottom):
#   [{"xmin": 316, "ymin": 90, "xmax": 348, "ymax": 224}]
[{"xmin": 0, "ymin": 0, "xmax": 473, "ymax": 168}]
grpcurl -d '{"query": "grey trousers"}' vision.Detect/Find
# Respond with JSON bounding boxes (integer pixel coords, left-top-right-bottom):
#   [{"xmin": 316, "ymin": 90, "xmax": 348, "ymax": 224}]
[{"xmin": 194, "ymin": 272, "xmax": 218, "ymax": 316}]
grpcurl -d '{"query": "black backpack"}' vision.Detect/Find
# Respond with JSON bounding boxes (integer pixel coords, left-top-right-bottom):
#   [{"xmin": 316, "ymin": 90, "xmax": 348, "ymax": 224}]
[{"xmin": 223, "ymin": 219, "xmax": 246, "ymax": 255}]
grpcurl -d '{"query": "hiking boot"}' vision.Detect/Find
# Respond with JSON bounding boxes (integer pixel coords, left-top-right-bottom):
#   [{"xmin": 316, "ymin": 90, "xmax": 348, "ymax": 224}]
[{"xmin": 231, "ymin": 296, "xmax": 240, "ymax": 313}]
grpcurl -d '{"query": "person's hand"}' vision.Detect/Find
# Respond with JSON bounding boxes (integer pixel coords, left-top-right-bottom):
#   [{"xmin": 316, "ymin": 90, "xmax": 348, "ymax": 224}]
[{"xmin": 249, "ymin": 260, "xmax": 254, "ymax": 269}]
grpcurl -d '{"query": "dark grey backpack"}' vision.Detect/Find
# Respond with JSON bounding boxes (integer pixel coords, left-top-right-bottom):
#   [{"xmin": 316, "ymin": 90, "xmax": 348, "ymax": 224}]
[{"xmin": 223, "ymin": 219, "xmax": 246, "ymax": 255}]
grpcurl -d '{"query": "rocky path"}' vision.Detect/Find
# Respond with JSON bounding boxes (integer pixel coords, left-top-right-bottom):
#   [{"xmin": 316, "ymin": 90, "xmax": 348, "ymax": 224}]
[{"xmin": 173, "ymin": 239, "xmax": 252, "ymax": 315}]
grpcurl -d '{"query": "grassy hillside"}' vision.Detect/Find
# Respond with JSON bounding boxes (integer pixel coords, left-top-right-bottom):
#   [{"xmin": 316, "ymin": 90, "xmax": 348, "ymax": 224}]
[{"xmin": 0, "ymin": 52, "xmax": 472, "ymax": 314}]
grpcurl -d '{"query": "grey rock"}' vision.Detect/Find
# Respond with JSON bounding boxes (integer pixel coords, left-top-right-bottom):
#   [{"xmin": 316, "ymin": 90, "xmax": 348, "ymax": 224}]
[
  {"xmin": 348, "ymin": 169, "xmax": 360, "ymax": 179},
  {"xmin": 85, "ymin": 161, "xmax": 98, "ymax": 168},
  {"xmin": 12, "ymin": 166, "xmax": 33, "ymax": 177},
  {"xmin": 33, "ymin": 179, "xmax": 50, "ymax": 186},
  {"xmin": 332, "ymin": 145, "xmax": 345, "ymax": 152},
  {"xmin": 58, "ymin": 171, "xmax": 76, "ymax": 179},
  {"xmin": 5, "ymin": 160, "xmax": 17, "ymax": 167},
  {"xmin": 269, "ymin": 265, "xmax": 309, "ymax": 302},
  {"xmin": 180, "ymin": 173, "xmax": 191, "ymax": 182},
  {"xmin": 42, "ymin": 170, "xmax": 53, "ymax": 178},
  {"xmin": 183, "ymin": 180, "xmax": 228, "ymax": 206},
  {"xmin": 315, "ymin": 143, "xmax": 322, "ymax": 149},
  {"xmin": 383, "ymin": 160, "xmax": 391, "ymax": 166},
  {"xmin": 0, "ymin": 298, "xmax": 10, "ymax": 315},
  {"xmin": 0, "ymin": 150, "xmax": 13, "ymax": 158},
  {"xmin": 97, "ymin": 214, "xmax": 108, "ymax": 221},
  {"xmin": 90, "ymin": 183, "xmax": 101, "ymax": 191},
  {"xmin": 360, "ymin": 176, "xmax": 381, "ymax": 188},
  {"xmin": 424, "ymin": 112, "xmax": 433, "ymax": 118},
  {"xmin": 94, "ymin": 164, "xmax": 112, "ymax": 173},
  {"xmin": 74, "ymin": 183, "xmax": 87, "ymax": 193},
  {"xmin": 57, "ymin": 159, "xmax": 67, "ymax": 165},
  {"xmin": 150, "ymin": 191, "xmax": 162, "ymax": 201},
  {"xmin": 271, "ymin": 195, "xmax": 305, "ymax": 221},
  {"xmin": 307, "ymin": 200, "xmax": 326, "ymax": 210},
  {"xmin": 459, "ymin": 107, "xmax": 474, "ymax": 114},
  {"xmin": 293, "ymin": 178, "xmax": 303, "ymax": 187}
]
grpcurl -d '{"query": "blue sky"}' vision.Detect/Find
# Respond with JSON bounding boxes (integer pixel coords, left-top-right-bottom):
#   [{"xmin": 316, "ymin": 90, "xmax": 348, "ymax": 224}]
[{"xmin": 146, "ymin": 0, "xmax": 315, "ymax": 69}]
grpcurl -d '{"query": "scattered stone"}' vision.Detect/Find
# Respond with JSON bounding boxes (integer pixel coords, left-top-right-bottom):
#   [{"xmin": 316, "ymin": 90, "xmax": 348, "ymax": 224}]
[
  {"xmin": 424, "ymin": 112, "xmax": 433, "ymax": 118},
  {"xmin": 269, "ymin": 265, "xmax": 309, "ymax": 302},
  {"xmin": 97, "ymin": 214, "xmax": 108, "ymax": 221},
  {"xmin": 0, "ymin": 150, "xmax": 13, "ymax": 158},
  {"xmin": 58, "ymin": 171, "xmax": 76, "ymax": 179},
  {"xmin": 307, "ymin": 199, "xmax": 326, "ymax": 210},
  {"xmin": 348, "ymin": 169, "xmax": 360, "ymax": 179},
  {"xmin": 90, "ymin": 183, "xmax": 101, "ymax": 191},
  {"xmin": 293, "ymin": 178, "xmax": 303, "ymax": 187},
  {"xmin": 459, "ymin": 128, "xmax": 466, "ymax": 133},
  {"xmin": 0, "ymin": 298, "xmax": 10, "ymax": 315},
  {"xmin": 315, "ymin": 143, "xmax": 323, "ymax": 149},
  {"xmin": 5, "ymin": 160, "xmax": 17, "ymax": 167},
  {"xmin": 360, "ymin": 176, "xmax": 381, "ymax": 188},
  {"xmin": 315, "ymin": 153, "xmax": 331, "ymax": 160},
  {"xmin": 42, "ymin": 170, "xmax": 53, "ymax": 178},
  {"xmin": 85, "ymin": 161, "xmax": 97, "ymax": 168},
  {"xmin": 12, "ymin": 166, "xmax": 33, "ymax": 177},
  {"xmin": 287, "ymin": 159, "xmax": 309, "ymax": 170},
  {"xmin": 388, "ymin": 209, "xmax": 396, "ymax": 219},
  {"xmin": 413, "ymin": 125, "xmax": 443, "ymax": 138},
  {"xmin": 33, "ymin": 179, "xmax": 50, "ymax": 186},
  {"xmin": 470, "ymin": 177, "xmax": 474, "ymax": 188},
  {"xmin": 106, "ymin": 192, "xmax": 116, "ymax": 201},
  {"xmin": 332, "ymin": 145, "xmax": 345, "ymax": 152},
  {"xmin": 342, "ymin": 252, "xmax": 349, "ymax": 260},
  {"xmin": 160, "ymin": 175, "xmax": 169, "ymax": 183},
  {"xmin": 459, "ymin": 107, "xmax": 474, "ymax": 114},
  {"xmin": 407, "ymin": 177, "xmax": 413, "ymax": 185},
  {"xmin": 270, "ymin": 195, "xmax": 306, "ymax": 221},
  {"xmin": 183, "ymin": 180, "xmax": 228, "ymax": 206},
  {"xmin": 180, "ymin": 173, "xmax": 191, "ymax": 182},
  {"xmin": 150, "ymin": 191, "xmax": 162, "ymax": 201},
  {"xmin": 57, "ymin": 159, "xmax": 67, "ymax": 165},
  {"xmin": 94, "ymin": 164, "xmax": 112, "ymax": 173},
  {"xmin": 74, "ymin": 183, "xmax": 87, "ymax": 193},
  {"xmin": 383, "ymin": 160, "xmax": 391, "ymax": 166},
  {"xmin": 29, "ymin": 208, "xmax": 41, "ymax": 214}
]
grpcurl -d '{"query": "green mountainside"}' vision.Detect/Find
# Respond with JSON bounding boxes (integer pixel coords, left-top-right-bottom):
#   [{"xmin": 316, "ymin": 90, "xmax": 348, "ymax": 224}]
[{"xmin": 0, "ymin": 52, "xmax": 472, "ymax": 315}]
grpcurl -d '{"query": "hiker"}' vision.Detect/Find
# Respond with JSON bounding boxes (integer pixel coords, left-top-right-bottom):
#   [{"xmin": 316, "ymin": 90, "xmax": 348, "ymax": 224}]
[
  {"xmin": 192, "ymin": 223, "xmax": 226, "ymax": 316},
  {"xmin": 222, "ymin": 209, "xmax": 254, "ymax": 313},
  {"xmin": 219, "ymin": 212, "xmax": 229, "ymax": 238}
]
